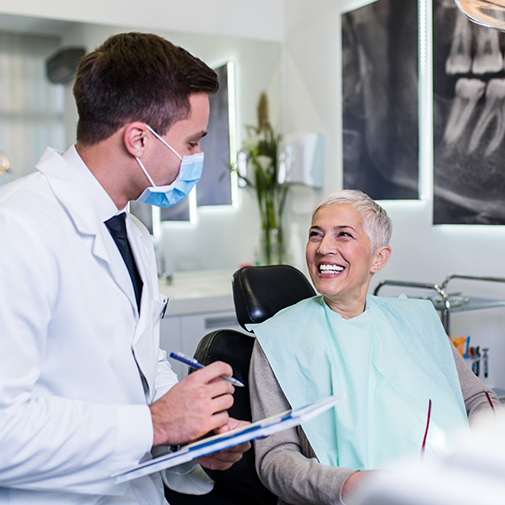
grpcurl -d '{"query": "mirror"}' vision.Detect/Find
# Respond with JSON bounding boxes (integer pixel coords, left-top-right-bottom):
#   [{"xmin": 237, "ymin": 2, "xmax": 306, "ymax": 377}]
[
  {"xmin": 455, "ymin": 0, "xmax": 505, "ymax": 30},
  {"xmin": 0, "ymin": 12, "xmax": 282, "ymax": 272},
  {"xmin": 0, "ymin": 12, "xmax": 281, "ymax": 190}
]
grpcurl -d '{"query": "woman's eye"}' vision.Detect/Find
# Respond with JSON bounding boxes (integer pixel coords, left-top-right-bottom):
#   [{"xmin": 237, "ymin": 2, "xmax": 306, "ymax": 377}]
[
  {"xmin": 338, "ymin": 231, "xmax": 352, "ymax": 238},
  {"xmin": 309, "ymin": 231, "xmax": 322, "ymax": 239},
  {"xmin": 188, "ymin": 142, "xmax": 198, "ymax": 149}
]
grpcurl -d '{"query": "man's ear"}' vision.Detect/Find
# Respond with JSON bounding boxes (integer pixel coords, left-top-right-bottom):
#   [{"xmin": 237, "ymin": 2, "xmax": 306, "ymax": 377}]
[
  {"xmin": 371, "ymin": 245, "xmax": 392, "ymax": 274},
  {"xmin": 123, "ymin": 122, "xmax": 149, "ymax": 157}
]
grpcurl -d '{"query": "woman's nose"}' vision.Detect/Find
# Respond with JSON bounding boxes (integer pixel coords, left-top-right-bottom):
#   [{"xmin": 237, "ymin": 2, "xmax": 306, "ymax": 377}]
[{"xmin": 317, "ymin": 236, "xmax": 335, "ymax": 255}]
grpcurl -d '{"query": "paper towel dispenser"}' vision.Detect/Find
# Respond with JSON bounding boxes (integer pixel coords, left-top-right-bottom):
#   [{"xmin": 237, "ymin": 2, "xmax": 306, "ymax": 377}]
[{"xmin": 278, "ymin": 132, "xmax": 324, "ymax": 188}]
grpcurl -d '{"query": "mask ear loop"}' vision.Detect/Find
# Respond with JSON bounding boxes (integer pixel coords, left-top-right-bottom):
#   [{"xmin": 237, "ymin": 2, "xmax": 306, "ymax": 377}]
[
  {"xmin": 136, "ymin": 157, "xmax": 156, "ymax": 187},
  {"xmin": 144, "ymin": 124, "xmax": 183, "ymax": 161}
]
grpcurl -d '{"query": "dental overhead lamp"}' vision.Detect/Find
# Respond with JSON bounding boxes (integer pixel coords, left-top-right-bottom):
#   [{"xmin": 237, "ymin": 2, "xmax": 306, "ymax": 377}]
[{"xmin": 455, "ymin": 0, "xmax": 505, "ymax": 30}]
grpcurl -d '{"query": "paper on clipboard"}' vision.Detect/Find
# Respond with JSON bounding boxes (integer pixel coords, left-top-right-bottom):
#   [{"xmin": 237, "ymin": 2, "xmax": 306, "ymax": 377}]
[{"xmin": 113, "ymin": 393, "xmax": 346, "ymax": 484}]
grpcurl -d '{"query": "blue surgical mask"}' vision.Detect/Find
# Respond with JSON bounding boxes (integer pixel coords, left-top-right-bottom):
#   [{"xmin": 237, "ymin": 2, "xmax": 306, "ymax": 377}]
[{"xmin": 135, "ymin": 124, "xmax": 204, "ymax": 208}]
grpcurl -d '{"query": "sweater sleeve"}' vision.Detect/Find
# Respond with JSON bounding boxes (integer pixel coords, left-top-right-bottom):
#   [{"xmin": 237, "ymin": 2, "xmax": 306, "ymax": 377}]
[
  {"xmin": 448, "ymin": 339, "xmax": 503, "ymax": 424},
  {"xmin": 249, "ymin": 340, "xmax": 354, "ymax": 505}
]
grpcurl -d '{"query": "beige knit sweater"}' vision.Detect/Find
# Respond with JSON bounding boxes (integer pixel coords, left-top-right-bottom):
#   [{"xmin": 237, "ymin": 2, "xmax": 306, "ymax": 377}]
[{"xmin": 249, "ymin": 339, "xmax": 501, "ymax": 505}]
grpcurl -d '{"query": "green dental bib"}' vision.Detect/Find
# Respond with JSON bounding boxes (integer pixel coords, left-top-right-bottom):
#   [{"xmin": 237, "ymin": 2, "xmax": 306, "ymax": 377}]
[{"xmin": 249, "ymin": 295, "xmax": 468, "ymax": 470}]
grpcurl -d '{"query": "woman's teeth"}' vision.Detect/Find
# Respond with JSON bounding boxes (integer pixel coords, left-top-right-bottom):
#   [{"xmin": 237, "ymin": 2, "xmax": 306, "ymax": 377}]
[{"xmin": 319, "ymin": 264, "xmax": 344, "ymax": 273}]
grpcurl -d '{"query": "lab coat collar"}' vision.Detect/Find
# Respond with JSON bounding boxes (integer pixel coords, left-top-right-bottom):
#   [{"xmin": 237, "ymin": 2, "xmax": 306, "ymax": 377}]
[
  {"xmin": 35, "ymin": 147, "xmax": 141, "ymax": 315},
  {"xmin": 127, "ymin": 215, "xmax": 153, "ymax": 325},
  {"xmin": 35, "ymin": 147, "xmax": 99, "ymax": 236},
  {"xmin": 63, "ymin": 146, "xmax": 119, "ymax": 223},
  {"xmin": 125, "ymin": 214, "xmax": 161, "ymax": 397}
]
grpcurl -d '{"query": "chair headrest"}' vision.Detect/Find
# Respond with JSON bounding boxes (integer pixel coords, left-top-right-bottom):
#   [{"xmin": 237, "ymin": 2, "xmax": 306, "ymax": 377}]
[{"xmin": 232, "ymin": 265, "xmax": 316, "ymax": 331}]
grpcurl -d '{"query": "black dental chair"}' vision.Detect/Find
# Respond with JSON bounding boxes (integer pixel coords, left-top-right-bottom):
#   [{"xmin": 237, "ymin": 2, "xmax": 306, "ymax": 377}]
[{"xmin": 164, "ymin": 264, "xmax": 316, "ymax": 505}]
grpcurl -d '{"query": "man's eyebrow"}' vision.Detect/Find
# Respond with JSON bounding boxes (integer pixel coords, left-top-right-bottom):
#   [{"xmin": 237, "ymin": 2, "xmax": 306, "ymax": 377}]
[{"xmin": 188, "ymin": 130, "xmax": 207, "ymax": 141}]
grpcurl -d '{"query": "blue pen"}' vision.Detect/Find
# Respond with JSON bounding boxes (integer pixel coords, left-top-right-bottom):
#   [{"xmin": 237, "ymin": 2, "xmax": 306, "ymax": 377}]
[{"xmin": 169, "ymin": 351, "xmax": 245, "ymax": 388}]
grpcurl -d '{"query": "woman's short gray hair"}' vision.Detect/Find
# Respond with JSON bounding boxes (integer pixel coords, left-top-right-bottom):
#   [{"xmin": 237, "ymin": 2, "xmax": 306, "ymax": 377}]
[{"xmin": 313, "ymin": 190, "xmax": 392, "ymax": 252}]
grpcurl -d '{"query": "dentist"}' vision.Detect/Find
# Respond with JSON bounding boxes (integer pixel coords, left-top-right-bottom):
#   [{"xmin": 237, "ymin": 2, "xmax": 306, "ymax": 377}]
[{"xmin": 0, "ymin": 32, "xmax": 249, "ymax": 504}]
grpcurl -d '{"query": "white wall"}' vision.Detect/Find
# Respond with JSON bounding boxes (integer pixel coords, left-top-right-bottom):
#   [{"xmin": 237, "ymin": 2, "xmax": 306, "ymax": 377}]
[
  {"xmin": 2, "ymin": 0, "xmax": 505, "ymax": 386},
  {"xmin": 0, "ymin": 0, "xmax": 284, "ymax": 42},
  {"xmin": 282, "ymin": 0, "xmax": 505, "ymax": 388}
]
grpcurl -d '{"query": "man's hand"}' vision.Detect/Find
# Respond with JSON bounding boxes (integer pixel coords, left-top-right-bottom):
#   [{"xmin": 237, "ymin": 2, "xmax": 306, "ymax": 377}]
[
  {"xmin": 149, "ymin": 361, "xmax": 235, "ymax": 447},
  {"xmin": 196, "ymin": 418, "xmax": 251, "ymax": 471}
]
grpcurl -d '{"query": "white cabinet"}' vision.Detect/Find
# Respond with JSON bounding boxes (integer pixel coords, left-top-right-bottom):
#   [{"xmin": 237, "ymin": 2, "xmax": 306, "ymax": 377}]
[
  {"xmin": 160, "ymin": 310, "xmax": 246, "ymax": 379},
  {"xmin": 157, "ymin": 270, "xmax": 249, "ymax": 379}
]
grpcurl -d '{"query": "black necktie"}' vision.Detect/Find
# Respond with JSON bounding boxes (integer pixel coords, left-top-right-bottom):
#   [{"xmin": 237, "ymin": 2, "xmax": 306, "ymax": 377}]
[{"xmin": 105, "ymin": 213, "xmax": 143, "ymax": 310}]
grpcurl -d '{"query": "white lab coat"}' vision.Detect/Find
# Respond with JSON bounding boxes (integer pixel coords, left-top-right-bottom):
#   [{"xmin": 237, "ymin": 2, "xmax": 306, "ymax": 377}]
[{"xmin": 0, "ymin": 147, "xmax": 210, "ymax": 504}]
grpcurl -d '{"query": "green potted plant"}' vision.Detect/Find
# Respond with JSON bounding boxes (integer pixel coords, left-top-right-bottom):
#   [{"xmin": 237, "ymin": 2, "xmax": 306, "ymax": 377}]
[{"xmin": 235, "ymin": 92, "xmax": 288, "ymax": 265}]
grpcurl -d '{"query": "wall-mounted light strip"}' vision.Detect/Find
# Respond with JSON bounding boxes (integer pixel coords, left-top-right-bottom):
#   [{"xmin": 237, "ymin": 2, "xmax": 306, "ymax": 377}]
[
  {"xmin": 419, "ymin": 0, "xmax": 426, "ymax": 79},
  {"xmin": 227, "ymin": 61, "xmax": 239, "ymax": 208},
  {"xmin": 188, "ymin": 186, "xmax": 198, "ymax": 224},
  {"xmin": 418, "ymin": 0, "xmax": 433, "ymax": 202},
  {"xmin": 152, "ymin": 206, "xmax": 161, "ymax": 237}
]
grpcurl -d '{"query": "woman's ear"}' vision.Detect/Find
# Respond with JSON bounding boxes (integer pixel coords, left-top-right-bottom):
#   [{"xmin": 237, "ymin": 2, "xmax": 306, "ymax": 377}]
[
  {"xmin": 123, "ymin": 122, "xmax": 148, "ymax": 158},
  {"xmin": 371, "ymin": 245, "xmax": 392, "ymax": 273}
]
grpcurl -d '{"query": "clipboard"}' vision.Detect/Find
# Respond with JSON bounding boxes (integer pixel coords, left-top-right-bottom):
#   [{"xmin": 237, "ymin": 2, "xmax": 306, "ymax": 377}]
[{"xmin": 113, "ymin": 393, "xmax": 346, "ymax": 484}]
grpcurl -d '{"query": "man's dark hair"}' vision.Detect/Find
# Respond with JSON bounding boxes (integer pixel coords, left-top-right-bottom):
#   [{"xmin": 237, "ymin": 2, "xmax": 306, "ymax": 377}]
[{"xmin": 73, "ymin": 32, "xmax": 219, "ymax": 145}]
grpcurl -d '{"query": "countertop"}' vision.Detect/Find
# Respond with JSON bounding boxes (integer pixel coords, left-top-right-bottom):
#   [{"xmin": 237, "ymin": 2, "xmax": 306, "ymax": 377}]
[{"xmin": 158, "ymin": 269, "xmax": 236, "ymax": 317}]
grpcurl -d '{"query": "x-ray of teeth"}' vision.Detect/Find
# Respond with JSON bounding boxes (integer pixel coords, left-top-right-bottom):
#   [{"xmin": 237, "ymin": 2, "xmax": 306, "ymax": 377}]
[
  {"xmin": 446, "ymin": 12, "xmax": 473, "ymax": 74},
  {"xmin": 472, "ymin": 28, "xmax": 503, "ymax": 74},
  {"xmin": 443, "ymin": 78, "xmax": 485, "ymax": 146},
  {"xmin": 342, "ymin": 0, "xmax": 419, "ymax": 200},
  {"xmin": 435, "ymin": 183, "xmax": 505, "ymax": 221},
  {"xmin": 468, "ymin": 79, "xmax": 505, "ymax": 155},
  {"xmin": 434, "ymin": 0, "xmax": 505, "ymax": 225}
]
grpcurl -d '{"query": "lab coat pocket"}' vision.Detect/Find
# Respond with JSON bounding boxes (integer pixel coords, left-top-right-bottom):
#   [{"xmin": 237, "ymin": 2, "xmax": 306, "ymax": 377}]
[
  {"xmin": 152, "ymin": 293, "xmax": 168, "ymax": 327},
  {"xmin": 133, "ymin": 293, "xmax": 168, "ymax": 396}
]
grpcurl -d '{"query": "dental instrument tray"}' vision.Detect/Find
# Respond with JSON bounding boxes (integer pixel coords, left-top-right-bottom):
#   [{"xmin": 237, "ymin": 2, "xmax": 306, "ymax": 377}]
[
  {"xmin": 425, "ymin": 293, "xmax": 469, "ymax": 309},
  {"xmin": 373, "ymin": 274, "xmax": 505, "ymax": 335}
]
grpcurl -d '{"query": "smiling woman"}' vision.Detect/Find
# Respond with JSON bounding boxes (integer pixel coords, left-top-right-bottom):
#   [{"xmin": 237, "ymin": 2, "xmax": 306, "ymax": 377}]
[
  {"xmin": 247, "ymin": 189, "xmax": 500, "ymax": 505},
  {"xmin": 306, "ymin": 191, "xmax": 392, "ymax": 319}
]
